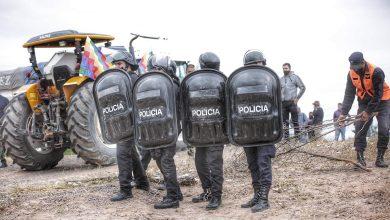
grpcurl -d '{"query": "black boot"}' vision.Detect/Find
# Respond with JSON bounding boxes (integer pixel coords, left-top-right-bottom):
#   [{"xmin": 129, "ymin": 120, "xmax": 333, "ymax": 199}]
[
  {"xmin": 241, "ymin": 188, "xmax": 260, "ymax": 208},
  {"xmin": 154, "ymin": 196, "xmax": 179, "ymax": 209},
  {"xmin": 192, "ymin": 188, "xmax": 211, "ymax": 203},
  {"xmin": 375, "ymin": 148, "xmax": 388, "ymax": 168},
  {"xmin": 0, "ymin": 160, "xmax": 7, "ymax": 168},
  {"xmin": 206, "ymin": 196, "xmax": 222, "ymax": 210},
  {"xmin": 251, "ymin": 186, "xmax": 270, "ymax": 213},
  {"xmin": 135, "ymin": 180, "xmax": 150, "ymax": 191},
  {"xmin": 110, "ymin": 189, "xmax": 133, "ymax": 202},
  {"xmin": 356, "ymin": 150, "xmax": 366, "ymax": 167},
  {"xmin": 177, "ymin": 190, "xmax": 184, "ymax": 201}
]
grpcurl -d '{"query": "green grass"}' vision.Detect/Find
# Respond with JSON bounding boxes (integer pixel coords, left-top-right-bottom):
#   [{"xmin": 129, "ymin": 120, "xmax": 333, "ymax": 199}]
[{"xmin": 63, "ymin": 149, "xmax": 74, "ymax": 155}]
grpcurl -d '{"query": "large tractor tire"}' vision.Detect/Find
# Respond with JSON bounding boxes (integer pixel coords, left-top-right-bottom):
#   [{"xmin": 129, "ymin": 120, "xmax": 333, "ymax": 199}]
[
  {"xmin": 0, "ymin": 94, "xmax": 65, "ymax": 170},
  {"xmin": 66, "ymin": 82, "xmax": 117, "ymax": 166}
]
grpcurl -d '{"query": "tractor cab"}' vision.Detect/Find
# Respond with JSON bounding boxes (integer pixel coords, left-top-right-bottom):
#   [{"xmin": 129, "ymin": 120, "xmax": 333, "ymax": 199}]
[
  {"xmin": 22, "ymin": 30, "xmax": 115, "ymax": 104},
  {"xmin": 24, "ymin": 30, "xmax": 114, "ymax": 85}
]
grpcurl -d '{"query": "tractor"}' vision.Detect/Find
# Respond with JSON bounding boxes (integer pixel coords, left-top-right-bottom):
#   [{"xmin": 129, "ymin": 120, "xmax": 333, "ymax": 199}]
[{"xmin": 0, "ymin": 30, "xmax": 118, "ymax": 170}]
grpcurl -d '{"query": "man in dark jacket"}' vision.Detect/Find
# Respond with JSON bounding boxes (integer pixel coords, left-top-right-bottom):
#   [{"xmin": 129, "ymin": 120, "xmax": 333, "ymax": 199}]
[
  {"xmin": 0, "ymin": 94, "xmax": 9, "ymax": 168},
  {"xmin": 311, "ymin": 101, "xmax": 324, "ymax": 138},
  {"xmin": 110, "ymin": 51, "xmax": 150, "ymax": 202},
  {"xmin": 339, "ymin": 52, "xmax": 390, "ymax": 168},
  {"xmin": 312, "ymin": 101, "xmax": 324, "ymax": 125}
]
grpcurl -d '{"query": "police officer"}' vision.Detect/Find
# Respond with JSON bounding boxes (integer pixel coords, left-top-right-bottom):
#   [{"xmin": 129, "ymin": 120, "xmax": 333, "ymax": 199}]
[
  {"xmin": 110, "ymin": 51, "xmax": 150, "ymax": 201},
  {"xmin": 240, "ymin": 50, "xmax": 275, "ymax": 213},
  {"xmin": 339, "ymin": 52, "xmax": 390, "ymax": 168},
  {"xmin": 147, "ymin": 55, "xmax": 183, "ymax": 209},
  {"xmin": 137, "ymin": 57, "xmax": 175, "ymax": 191},
  {"xmin": 191, "ymin": 52, "xmax": 224, "ymax": 210}
]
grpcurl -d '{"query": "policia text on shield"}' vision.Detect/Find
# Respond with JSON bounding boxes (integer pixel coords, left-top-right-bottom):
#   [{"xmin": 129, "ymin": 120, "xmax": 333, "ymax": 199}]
[{"xmin": 93, "ymin": 50, "xmax": 283, "ymax": 212}]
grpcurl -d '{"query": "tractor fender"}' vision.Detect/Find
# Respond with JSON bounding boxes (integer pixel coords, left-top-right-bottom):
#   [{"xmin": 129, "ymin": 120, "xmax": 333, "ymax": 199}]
[{"xmin": 63, "ymin": 76, "xmax": 90, "ymax": 104}]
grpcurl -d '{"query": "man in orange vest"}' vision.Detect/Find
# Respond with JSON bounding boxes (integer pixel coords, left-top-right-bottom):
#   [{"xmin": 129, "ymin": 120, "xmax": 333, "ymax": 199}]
[{"xmin": 339, "ymin": 52, "xmax": 390, "ymax": 168}]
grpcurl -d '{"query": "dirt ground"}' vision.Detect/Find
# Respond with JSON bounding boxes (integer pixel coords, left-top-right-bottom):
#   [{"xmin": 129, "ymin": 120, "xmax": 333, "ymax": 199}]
[{"xmin": 0, "ymin": 139, "xmax": 389, "ymax": 220}]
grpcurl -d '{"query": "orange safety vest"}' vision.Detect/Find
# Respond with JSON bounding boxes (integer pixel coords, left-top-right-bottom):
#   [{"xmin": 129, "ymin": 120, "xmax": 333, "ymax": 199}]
[{"xmin": 349, "ymin": 62, "xmax": 390, "ymax": 101}]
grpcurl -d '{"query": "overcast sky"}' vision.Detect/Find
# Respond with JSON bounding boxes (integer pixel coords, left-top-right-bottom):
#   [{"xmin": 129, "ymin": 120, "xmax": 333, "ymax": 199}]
[{"xmin": 0, "ymin": 0, "xmax": 389, "ymax": 128}]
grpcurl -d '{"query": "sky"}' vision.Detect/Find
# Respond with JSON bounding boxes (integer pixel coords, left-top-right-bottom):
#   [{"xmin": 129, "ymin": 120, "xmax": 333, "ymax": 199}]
[{"xmin": 0, "ymin": 0, "xmax": 389, "ymax": 136}]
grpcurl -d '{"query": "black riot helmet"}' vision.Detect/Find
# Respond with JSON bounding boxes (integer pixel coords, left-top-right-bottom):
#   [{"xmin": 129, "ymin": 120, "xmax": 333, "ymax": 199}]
[
  {"xmin": 199, "ymin": 52, "xmax": 220, "ymax": 70},
  {"xmin": 148, "ymin": 55, "xmax": 171, "ymax": 73},
  {"xmin": 148, "ymin": 55, "xmax": 176, "ymax": 75},
  {"xmin": 112, "ymin": 51, "xmax": 139, "ymax": 71},
  {"xmin": 148, "ymin": 55, "xmax": 179, "ymax": 82},
  {"xmin": 243, "ymin": 50, "xmax": 267, "ymax": 66}
]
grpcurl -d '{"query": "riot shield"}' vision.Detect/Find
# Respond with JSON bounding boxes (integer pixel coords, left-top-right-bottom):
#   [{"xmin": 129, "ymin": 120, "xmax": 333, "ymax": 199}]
[
  {"xmin": 226, "ymin": 65, "xmax": 283, "ymax": 147},
  {"xmin": 93, "ymin": 69, "xmax": 135, "ymax": 144},
  {"xmin": 133, "ymin": 71, "xmax": 179, "ymax": 149},
  {"xmin": 181, "ymin": 69, "xmax": 228, "ymax": 147}
]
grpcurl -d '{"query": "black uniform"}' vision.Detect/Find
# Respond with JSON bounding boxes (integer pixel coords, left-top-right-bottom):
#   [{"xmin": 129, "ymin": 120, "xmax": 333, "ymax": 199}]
[
  {"xmin": 140, "ymin": 147, "xmax": 152, "ymax": 170},
  {"xmin": 117, "ymin": 140, "xmax": 148, "ymax": 191},
  {"xmin": 116, "ymin": 72, "xmax": 149, "ymax": 193},
  {"xmin": 239, "ymin": 50, "xmax": 278, "ymax": 213},
  {"xmin": 150, "ymin": 76, "xmax": 183, "ymax": 201},
  {"xmin": 244, "ymin": 145, "xmax": 275, "ymax": 190},
  {"xmin": 195, "ymin": 145, "xmax": 224, "ymax": 199},
  {"xmin": 150, "ymin": 145, "xmax": 182, "ymax": 199},
  {"xmin": 190, "ymin": 52, "xmax": 225, "ymax": 208}
]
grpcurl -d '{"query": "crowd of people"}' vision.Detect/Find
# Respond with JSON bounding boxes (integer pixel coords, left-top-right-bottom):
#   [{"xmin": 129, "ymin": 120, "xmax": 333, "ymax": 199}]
[{"xmin": 262, "ymin": 63, "xmax": 347, "ymax": 143}]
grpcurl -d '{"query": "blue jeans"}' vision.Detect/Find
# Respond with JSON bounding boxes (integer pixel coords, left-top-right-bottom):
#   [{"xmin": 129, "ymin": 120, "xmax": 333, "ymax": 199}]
[{"xmin": 335, "ymin": 127, "xmax": 346, "ymax": 141}]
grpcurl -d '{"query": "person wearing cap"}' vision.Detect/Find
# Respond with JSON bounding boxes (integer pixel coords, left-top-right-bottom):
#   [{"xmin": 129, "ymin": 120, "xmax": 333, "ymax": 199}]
[
  {"xmin": 281, "ymin": 63, "xmax": 306, "ymax": 138},
  {"xmin": 338, "ymin": 52, "xmax": 390, "ymax": 168},
  {"xmin": 240, "ymin": 50, "xmax": 276, "ymax": 213}
]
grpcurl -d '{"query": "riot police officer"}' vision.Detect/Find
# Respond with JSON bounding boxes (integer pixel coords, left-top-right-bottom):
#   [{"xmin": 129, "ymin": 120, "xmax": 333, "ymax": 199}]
[
  {"xmin": 139, "ymin": 57, "xmax": 179, "ymax": 173},
  {"xmin": 191, "ymin": 52, "xmax": 224, "ymax": 210},
  {"xmin": 110, "ymin": 51, "xmax": 150, "ymax": 201},
  {"xmin": 240, "ymin": 50, "xmax": 275, "ymax": 213},
  {"xmin": 145, "ymin": 55, "xmax": 183, "ymax": 209}
]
